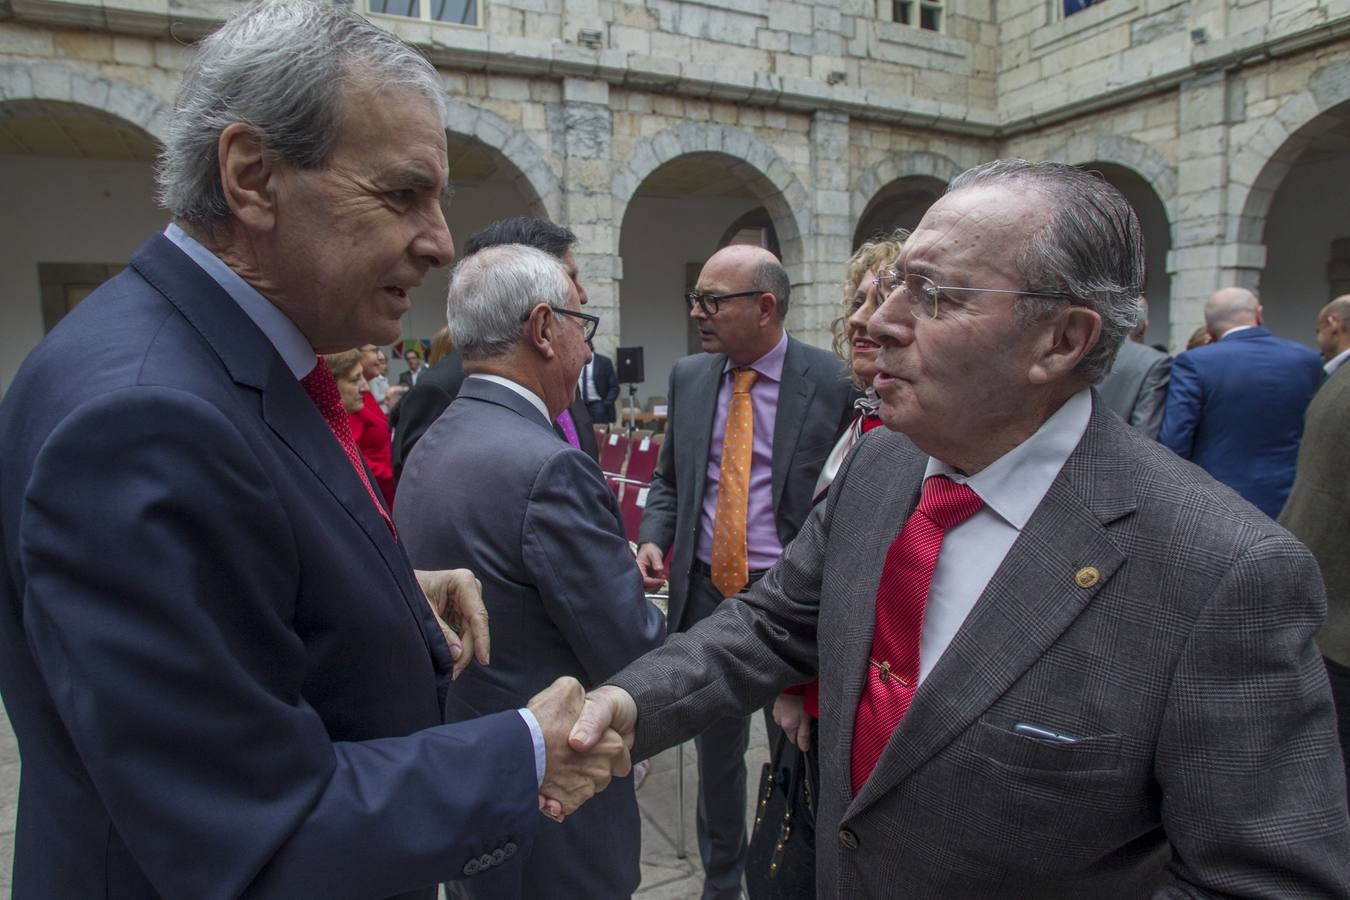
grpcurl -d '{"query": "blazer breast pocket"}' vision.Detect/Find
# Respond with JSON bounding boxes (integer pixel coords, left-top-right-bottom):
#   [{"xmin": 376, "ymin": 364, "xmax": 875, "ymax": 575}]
[{"xmin": 968, "ymin": 719, "xmax": 1123, "ymax": 774}]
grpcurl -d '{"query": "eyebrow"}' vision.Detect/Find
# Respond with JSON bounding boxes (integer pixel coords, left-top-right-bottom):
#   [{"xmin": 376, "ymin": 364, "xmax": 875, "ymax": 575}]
[{"xmin": 386, "ymin": 167, "xmax": 454, "ymax": 204}]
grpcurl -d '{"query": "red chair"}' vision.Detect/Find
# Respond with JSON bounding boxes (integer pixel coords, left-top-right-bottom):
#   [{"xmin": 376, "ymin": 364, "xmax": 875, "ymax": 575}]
[
  {"xmin": 598, "ymin": 430, "xmax": 629, "ymax": 478},
  {"xmin": 625, "ymin": 432, "xmax": 661, "ymax": 486}
]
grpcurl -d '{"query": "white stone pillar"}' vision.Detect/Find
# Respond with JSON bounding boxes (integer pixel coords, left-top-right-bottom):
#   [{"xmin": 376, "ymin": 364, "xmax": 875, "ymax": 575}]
[
  {"xmin": 799, "ymin": 109, "xmax": 852, "ymax": 351},
  {"xmin": 559, "ymin": 77, "xmax": 620, "ymax": 358}
]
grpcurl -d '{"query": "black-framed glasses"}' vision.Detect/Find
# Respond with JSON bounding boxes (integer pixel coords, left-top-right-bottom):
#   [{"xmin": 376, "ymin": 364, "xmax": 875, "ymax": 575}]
[
  {"xmin": 522, "ymin": 304, "xmax": 599, "ymax": 342},
  {"xmin": 684, "ymin": 289, "xmax": 762, "ymax": 317},
  {"xmin": 875, "ymin": 268, "xmax": 1076, "ymax": 320}
]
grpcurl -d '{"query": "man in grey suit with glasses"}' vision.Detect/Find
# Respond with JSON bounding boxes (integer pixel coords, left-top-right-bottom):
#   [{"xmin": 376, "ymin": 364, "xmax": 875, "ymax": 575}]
[{"xmin": 573, "ymin": 160, "xmax": 1350, "ymax": 896}]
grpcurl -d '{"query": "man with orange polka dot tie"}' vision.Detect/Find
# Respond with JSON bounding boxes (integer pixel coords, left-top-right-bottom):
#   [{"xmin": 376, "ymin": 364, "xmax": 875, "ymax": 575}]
[{"xmin": 633, "ymin": 244, "xmax": 855, "ymax": 899}]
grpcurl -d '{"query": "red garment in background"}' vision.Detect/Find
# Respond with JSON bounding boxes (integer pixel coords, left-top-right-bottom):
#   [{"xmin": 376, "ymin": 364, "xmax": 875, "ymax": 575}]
[{"xmin": 349, "ymin": 391, "xmax": 395, "ymax": 509}]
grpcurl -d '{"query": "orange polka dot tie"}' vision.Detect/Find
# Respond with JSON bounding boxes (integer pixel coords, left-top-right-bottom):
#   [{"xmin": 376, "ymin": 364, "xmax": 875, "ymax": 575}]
[{"xmin": 710, "ymin": 367, "xmax": 759, "ymax": 598}]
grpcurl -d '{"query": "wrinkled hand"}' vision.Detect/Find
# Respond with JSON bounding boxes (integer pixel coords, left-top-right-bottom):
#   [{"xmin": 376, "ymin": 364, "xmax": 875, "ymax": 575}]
[
  {"xmin": 414, "ymin": 568, "xmax": 489, "ymax": 678},
  {"xmin": 529, "ymin": 678, "xmax": 631, "ymax": 822},
  {"xmin": 635, "ymin": 543, "xmax": 667, "ymax": 592},
  {"xmin": 773, "ymin": 692, "xmax": 811, "ymax": 752}
]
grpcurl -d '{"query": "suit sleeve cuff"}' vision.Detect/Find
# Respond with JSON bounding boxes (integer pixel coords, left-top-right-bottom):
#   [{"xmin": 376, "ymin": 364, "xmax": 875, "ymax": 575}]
[{"xmin": 517, "ymin": 708, "xmax": 545, "ymax": 788}]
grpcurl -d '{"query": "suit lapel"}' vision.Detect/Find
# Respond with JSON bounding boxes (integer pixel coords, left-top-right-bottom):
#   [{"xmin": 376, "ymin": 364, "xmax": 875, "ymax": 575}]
[
  {"xmin": 771, "ymin": 337, "xmax": 814, "ymax": 518},
  {"xmin": 132, "ymin": 235, "xmax": 452, "ymax": 684},
  {"xmin": 830, "ymin": 437, "xmax": 925, "ymax": 812},
  {"xmin": 846, "ymin": 411, "xmax": 1136, "ymax": 816},
  {"xmin": 683, "ymin": 354, "xmax": 727, "ymax": 525}
]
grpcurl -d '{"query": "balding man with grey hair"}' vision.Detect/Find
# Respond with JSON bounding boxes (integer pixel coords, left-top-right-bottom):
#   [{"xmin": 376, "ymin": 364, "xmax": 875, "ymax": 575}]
[
  {"xmin": 0, "ymin": 2, "xmax": 628, "ymax": 897},
  {"xmin": 1160, "ymin": 286, "xmax": 1324, "ymax": 516},
  {"xmin": 1282, "ymin": 292, "xmax": 1350, "ymax": 809},
  {"xmin": 1315, "ymin": 294, "xmax": 1350, "ymax": 376},
  {"xmin": 396, "ymin": 244, "xmax": 663, "ymax": 900}
]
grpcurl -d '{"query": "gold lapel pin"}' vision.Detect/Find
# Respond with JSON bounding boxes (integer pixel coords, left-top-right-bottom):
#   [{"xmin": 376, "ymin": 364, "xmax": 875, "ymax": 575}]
[{"xmin": 1074, "ymin": 566, "xmax": 1100, "ymax": 589}]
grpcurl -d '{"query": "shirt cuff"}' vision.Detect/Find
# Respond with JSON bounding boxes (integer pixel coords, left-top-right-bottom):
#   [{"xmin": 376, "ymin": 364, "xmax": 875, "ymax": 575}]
[{"xmin": 517, "ymin": 707, "xmax": 545, "ymax": 788}]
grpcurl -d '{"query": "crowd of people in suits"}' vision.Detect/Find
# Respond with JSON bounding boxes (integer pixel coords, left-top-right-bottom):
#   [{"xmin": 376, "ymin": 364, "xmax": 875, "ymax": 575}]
[{"xmin": 1, "ymin": 2, "xmax": 1349, "ymax": 899}]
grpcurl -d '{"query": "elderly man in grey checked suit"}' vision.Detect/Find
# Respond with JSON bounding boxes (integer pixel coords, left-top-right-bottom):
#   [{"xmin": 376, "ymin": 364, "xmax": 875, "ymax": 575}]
[{"xmin": 568, "ymin": 159, "xmax": 1350, "ymax": 896}]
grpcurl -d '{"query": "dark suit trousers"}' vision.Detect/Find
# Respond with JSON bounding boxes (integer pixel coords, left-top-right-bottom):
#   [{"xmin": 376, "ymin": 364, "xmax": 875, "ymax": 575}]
[
  {"xmin": 1328, "ymin": 656, "xmax": 1350, "ymax": 808},
  {"xmin": 686, "ymin": 566, "xmax": 756, "ymax": 900}
]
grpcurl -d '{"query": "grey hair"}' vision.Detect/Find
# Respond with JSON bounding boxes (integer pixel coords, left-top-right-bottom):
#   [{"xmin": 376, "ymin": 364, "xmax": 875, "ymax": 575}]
[
  {"xmin": 447, "ymin": 244, "xmax": 572, "ymax": 361},
  {"xmin": 947, "ymin": 159, "xmax": 1145, "ymax": 383},
  {"xmin": 157, "ymin": 0, "xmax": 445, "ymax": 229},
  {"xmin": 752, "ymin": 257, "xmax": 791, "ymax": 319}
]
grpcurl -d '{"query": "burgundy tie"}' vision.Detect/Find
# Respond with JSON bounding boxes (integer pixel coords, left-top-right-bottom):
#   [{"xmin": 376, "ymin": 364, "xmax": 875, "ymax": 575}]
[
  {"xmin": 299, "ymin": 356, "xmax": 397, "ymax": 538},
  {"xmin": 850, "ymin": 475, "xmax": 983, "ymax": 794}
]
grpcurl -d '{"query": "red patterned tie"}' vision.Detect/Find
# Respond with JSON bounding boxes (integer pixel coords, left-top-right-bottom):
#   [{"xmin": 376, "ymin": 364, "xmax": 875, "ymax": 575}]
[
  {"xmin": 299, "ymin": 356, "xmax": 397, "ymax": 538},
  {"xmin": 850, "ymin": 475, "xmax": 983, "ymax": 794}
]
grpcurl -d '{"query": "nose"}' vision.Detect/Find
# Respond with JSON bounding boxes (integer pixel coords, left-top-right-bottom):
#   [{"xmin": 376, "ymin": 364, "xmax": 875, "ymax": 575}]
[
  {"xmin": 415, "ymin": 201, "xmax": 456, "ymax": 269},
  {"xmin": 689, "ymin": 301, "xmax": 707, "ymax": 322},
  {"xmin": 868, "ymin": 287, "xmax": 915, "ymax": 346}
]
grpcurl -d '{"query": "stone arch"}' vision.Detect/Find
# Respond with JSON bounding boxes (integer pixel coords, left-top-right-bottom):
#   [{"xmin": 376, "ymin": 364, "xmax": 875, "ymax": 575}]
[
  {"xmin": 612, "ymin": 122, "xmax": 812, "ymax": 280},
  {"xmin": 442, "ymin": 97, "xmax": 560, "ymax": 221},
  {"xmin": 850, "ymin": 149, "xmax": 963, "ymax": 228},
  {"xmin": 1043, "ymin": 133, "xmax": 1178, "ymax": 227},
  {"xmin": 0, "ymin": 62, "xmax": 170, "ymax": 143},
  {"xmin": 1232, "ymin": 59, "xmax": 1350, "ymax": 245}
]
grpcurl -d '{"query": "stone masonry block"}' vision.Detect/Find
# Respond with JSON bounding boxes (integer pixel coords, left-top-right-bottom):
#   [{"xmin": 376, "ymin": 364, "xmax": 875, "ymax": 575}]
[
  {"xmin": 0, "ymin": 24, "xmax": 54, "ymax": 57},
  {"xmin": 53, "ymin": 32, "xmax": 113, "ymax": 63},
  {"xmin": 768, "ymin": 0, "xmax": 813, "ymax": 36},
  {"xmin": 757, "ymin": 28, "xmax": 789, "ymax": 52},
  {"xmin": 30, "ymin": 63, "xmax": 72, "ymax": 101},
  {"xmin": 563, "ymin": 76, "xmax": 609, "ymax": 105}
]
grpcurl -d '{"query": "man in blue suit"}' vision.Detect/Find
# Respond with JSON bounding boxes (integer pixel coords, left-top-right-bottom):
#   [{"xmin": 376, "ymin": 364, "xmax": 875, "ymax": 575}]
[
  {"xmin": 0, "ymin": 2, "xmax": 626, "ymax": 898},
  {"xmin": 1160, "ymin": 286, "xmax": 1324, "ymax": 517}
]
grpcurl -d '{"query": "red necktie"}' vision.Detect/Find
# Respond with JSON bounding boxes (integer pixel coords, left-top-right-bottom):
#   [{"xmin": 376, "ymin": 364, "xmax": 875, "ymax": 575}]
[
  {"xmin": 556, "ymin": 408, "xmax": 582, "ymax": 449},
  {"xmin": 300, "ymin": 356, "xmax": 397, "ymax": 538},
  {"xmin": 851, "ymin": 475, "xmax": 983, "ymax": 794}
]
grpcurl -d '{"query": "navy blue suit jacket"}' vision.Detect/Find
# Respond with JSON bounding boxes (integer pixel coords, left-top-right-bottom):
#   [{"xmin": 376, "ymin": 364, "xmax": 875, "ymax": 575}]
[
  {"xmin": 0, "ymin": 235, "xmax": 538, "ymax": 899},
  {"xmin": 1160, "ymin": 326, "xmax": 1324, "ymax": 518}
]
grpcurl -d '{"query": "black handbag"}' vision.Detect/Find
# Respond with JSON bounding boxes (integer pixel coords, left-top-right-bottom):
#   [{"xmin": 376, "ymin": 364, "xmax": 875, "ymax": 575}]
[{"xmin": 745, "ymin": 728, "xmax": 818, "ymax": 899}]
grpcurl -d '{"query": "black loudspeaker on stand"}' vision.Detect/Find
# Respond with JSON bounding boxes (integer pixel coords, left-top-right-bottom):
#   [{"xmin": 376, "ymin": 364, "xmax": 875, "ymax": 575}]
[{"xmin": 616, "ymin": 346, "xmax": 644, "ymax": 430}]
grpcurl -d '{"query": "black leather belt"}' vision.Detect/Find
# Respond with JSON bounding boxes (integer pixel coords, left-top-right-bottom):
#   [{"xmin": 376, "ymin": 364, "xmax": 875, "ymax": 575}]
[{"xmin": 691, "ymin": 559, "xmax": 769, "ymax": 584}]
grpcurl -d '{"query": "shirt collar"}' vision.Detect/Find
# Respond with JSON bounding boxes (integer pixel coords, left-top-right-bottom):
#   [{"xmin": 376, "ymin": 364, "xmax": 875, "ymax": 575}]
[
  {"xmin": 924, "ymin": 389, "xmax": 1092, "ymax": 530},
  {"xmin": 722, "ymin": 330, "xmax": 788, "ymax": 382},
  {"xmin": 164, "ymin": 223, "xmax": 317, "ymax": 379},
  {"xmin": 1325, "ymin": 346, "xmax": 1350, "ymax": 377},
  {"xmin": 1219, "ymin": 324, "xmax": 1258, "ymax": 339},
  {"xmin": 467, "ymin": 373, "xmax": 551, "ymax": 424}
]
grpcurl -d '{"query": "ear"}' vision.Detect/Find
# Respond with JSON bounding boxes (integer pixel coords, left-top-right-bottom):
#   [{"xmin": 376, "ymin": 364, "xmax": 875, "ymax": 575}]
[
  {"xmin": 1027, "ymin": 306, "xmax": 1101, "ymax": 385},
  {"xmin": 524, "ymin": 303, "xmax": 558, "ymax": 361},
  {"xmin": 218, "ymin": 122, "xmax": 278, "ymax": 231},
  {"xmin": 758, "ymin": 291, "xmax": 778, "ymax": 324}
]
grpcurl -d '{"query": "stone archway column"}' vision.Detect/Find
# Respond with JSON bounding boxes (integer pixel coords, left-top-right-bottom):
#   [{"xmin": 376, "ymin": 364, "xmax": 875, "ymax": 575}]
[
  {"xmin": 560, "ymin": 77, "xmax": 620, "ymax": 357},
  {"xmin": 799, "ymin": 110, "xmax": 852, "ymax": 349},
  {"xmin": 1166, "ymin": 70, "xmax": 1242, "ymax": 351}
]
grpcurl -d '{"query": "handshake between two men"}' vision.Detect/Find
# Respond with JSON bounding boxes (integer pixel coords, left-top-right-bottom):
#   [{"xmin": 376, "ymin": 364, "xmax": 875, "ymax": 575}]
[
  {"xmin": 422, "ymin": 566, "xmax": 642, "ymax": 823},
  {"xmin": 527, "ymin": 680, "xmax": 640, "ymax": 822}
]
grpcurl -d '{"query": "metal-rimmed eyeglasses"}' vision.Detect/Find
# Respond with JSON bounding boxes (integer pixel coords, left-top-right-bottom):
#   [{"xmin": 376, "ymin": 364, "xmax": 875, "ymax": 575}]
[
  {"xmin": 522, "ymin": 304, "xmax": 599, "ymax": 342},
  {"xmin": 684, "ymin": 289, "xmax": 762, "ymax": 317},
  {"xmin": 875, "ymin": 268, "xmax": 1075, "ymax": 320}
]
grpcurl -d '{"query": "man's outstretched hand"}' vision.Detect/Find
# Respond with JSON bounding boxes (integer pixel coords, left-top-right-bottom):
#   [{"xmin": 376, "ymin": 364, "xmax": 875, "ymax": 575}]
[{"xmin": 527, "ymin": 678, "xmax": 631, "ymax": 822}]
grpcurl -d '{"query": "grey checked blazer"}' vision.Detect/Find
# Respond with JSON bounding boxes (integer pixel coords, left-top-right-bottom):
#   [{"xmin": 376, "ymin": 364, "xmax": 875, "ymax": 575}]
[
  {"xmin": 610, "ymin": 395, "xmax": 1350, "ymax": 897},
  {"xmin": 637, "ymin": 336, "xmax": 854, "ymax": 632}
]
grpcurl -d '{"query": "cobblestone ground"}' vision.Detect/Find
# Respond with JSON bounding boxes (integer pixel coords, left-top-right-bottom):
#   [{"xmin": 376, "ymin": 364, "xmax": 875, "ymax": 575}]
[{"xmin": 0, "ymin": 697, "xmax": 769, "ymax": 899}]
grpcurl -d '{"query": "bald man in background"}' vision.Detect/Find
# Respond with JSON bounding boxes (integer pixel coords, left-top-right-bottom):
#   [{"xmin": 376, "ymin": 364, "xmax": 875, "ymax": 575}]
[{"xmin": 1160, "ymin": 287, "xmax": 1323, "ymax": 517}]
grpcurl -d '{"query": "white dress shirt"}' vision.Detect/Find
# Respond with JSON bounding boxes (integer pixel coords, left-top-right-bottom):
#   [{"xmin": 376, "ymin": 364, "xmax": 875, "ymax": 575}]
[
  {"xmin": 1324, "ymin": 347, "xmax": 1350, "ymax": 377},
  {"xmin": 916, "ymin": 389, "xmax": 1092, "ymax": 685}
]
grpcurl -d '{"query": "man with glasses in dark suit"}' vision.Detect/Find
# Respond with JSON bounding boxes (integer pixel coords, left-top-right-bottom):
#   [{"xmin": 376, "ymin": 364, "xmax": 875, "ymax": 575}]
[{"xmin": 574, "ymin": 160, "xmax": 1350, "ymax": 897}]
